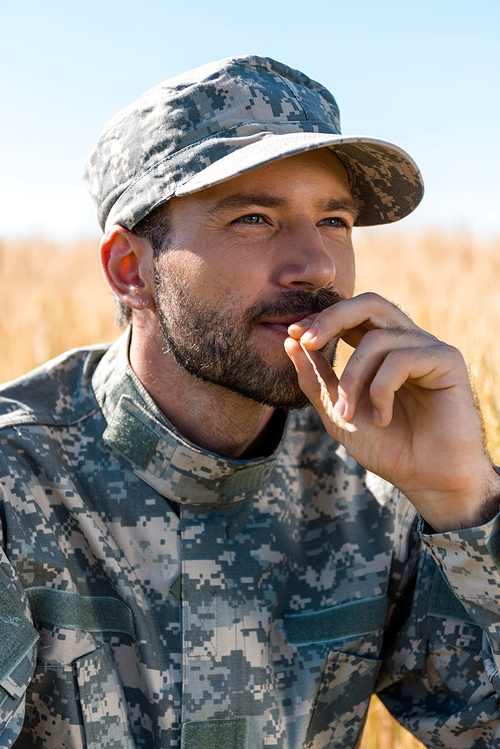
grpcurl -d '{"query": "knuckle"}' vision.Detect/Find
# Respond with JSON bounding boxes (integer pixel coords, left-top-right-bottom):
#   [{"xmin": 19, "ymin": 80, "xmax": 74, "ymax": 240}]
[
  {"xmin": 360, "ymin": 291, "xmax": 400, "ymax": 313},
  {"xmin": 358, "ymin": 290, "xmax": 385, "ymax": 311},
  {"xmin": 445, "ymin": 343, "xmax": 465, "ymax": 361},
  {"xmin": 384, "ymin": 347, "xmax": 407, "ymax": 365},
  {"xmin": 363, "ymin": 328, "xmax": 390, "ymax": 346}
]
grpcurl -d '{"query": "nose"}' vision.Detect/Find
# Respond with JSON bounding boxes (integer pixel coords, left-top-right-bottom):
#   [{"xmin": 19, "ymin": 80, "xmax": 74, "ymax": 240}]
[{"xmin": 274, "ymin": 222, "xmax": 337, "ymax": 291}]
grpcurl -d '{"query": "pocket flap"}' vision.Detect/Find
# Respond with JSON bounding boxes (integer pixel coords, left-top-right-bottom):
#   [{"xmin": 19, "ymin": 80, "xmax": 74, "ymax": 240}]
[
  {"xmin": 284, "ymin": 595, "xmax": 388, "ymax": 645},
  {"xmin": 26, "ymin": 587, "xmax": 136, "ymax": 638}
]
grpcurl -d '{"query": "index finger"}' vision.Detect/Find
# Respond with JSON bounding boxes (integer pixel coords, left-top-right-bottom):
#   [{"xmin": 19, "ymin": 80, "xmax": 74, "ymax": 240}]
[{"xmin": 287, "ymin": 292, "xmax": 422, "ymax": 351}]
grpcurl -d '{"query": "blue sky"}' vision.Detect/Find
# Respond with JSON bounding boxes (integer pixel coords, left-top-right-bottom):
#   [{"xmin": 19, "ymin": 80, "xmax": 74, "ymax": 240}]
[{"xmin": 1, "ymin": 0, "xmax": 498, "ymax": 240}]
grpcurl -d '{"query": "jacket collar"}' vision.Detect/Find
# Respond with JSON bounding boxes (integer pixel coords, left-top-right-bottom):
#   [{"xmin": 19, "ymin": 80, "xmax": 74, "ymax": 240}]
[{"xmin": 92, "ymin": 329, "xmax": 284, "ymax": 505}]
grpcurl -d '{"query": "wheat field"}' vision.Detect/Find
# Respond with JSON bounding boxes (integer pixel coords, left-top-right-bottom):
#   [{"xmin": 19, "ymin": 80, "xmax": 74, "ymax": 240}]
[{"xmin": 1, "ymin": 230, "xmax": 499, "ymax": 747}]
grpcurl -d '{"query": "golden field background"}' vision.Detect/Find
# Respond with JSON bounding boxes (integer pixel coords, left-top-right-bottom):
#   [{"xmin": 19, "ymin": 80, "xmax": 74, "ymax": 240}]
[{"xmin": 1, "ymin": 230, "xmax": 500, "ymax": 747}]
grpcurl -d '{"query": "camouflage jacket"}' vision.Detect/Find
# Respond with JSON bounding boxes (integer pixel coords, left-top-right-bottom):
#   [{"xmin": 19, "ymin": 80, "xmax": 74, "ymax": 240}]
[{"xmin": 1, "ymin": 331, "xmax": 500, "ymax": 748}]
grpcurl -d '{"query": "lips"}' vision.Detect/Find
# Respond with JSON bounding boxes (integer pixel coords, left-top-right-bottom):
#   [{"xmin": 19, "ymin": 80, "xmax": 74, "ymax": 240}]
[
  {"xmin": 260, "ymin": 313, "xmax": 311, "ymax": 327},
  {"xmin": 260, "ymin": 323, "xmax": 293, "ymax": 337},
  {"xmin": 259, "ymin": 313, "xmax": 312, "ymax": 337},
  {"xmin": 247, "ymin": 289, "xmax": 344, "ymax": 337}
]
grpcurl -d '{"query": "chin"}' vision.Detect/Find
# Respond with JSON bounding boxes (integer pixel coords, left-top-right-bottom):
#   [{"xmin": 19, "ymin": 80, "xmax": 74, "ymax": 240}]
[{"xmin": 221, "ymin": 371, "xmax": 312, "ymax": 411}]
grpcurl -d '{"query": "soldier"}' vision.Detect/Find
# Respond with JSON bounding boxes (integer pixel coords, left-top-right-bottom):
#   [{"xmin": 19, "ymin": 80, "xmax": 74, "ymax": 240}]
[{"xmin": 1, "ymin": 55, "xmax": 500, "ymax": 748}]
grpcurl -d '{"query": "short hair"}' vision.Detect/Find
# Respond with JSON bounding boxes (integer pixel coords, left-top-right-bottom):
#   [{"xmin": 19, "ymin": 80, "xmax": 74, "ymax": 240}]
[{"xmin": 114, "ymin": 201, "xmax": 171, "ymax": 327}]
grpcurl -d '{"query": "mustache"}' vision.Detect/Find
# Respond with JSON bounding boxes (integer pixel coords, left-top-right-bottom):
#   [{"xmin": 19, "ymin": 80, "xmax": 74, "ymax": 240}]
[{"xmin": 246, "ymin": 288, "xmax": 345, "ymax": 324}]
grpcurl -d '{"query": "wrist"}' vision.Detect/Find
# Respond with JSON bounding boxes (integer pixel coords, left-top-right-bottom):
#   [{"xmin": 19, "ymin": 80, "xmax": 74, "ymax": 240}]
[{"xmin": 409, "ymin": 465, "xmax": 500, "ymax": 533}]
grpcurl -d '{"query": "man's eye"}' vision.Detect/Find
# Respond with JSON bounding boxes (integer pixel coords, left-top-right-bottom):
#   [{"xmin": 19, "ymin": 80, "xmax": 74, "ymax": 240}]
[
  {"xmin": 319, "ymin": 217, "xmax": 348, "ymax": 228},
  {"xmin": 236, "ymin": 214, "xmax": 263, "ymax": 224}
]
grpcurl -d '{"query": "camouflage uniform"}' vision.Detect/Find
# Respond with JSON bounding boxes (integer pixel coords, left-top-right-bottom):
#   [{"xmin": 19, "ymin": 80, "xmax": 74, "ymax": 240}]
[{"xmin": 1, "ymin": 330, "xmax": 500, "ymax": 748}]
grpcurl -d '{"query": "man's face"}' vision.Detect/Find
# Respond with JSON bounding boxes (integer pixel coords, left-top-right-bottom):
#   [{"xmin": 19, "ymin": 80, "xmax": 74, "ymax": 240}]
[{"xmin": 153, "ymin": 148, "xmax": 357, "ymax": 409}]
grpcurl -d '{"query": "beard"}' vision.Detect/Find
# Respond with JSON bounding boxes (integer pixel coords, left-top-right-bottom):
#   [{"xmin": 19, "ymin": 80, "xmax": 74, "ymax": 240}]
[{"xmin": 154, "ymin": 270, "xmax": 343, "ymax": 410}]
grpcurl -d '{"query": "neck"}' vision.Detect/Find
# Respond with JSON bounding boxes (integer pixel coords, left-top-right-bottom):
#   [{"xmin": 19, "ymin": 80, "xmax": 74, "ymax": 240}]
[{"xmin": 129, "ymin": 326, "xmax": 278, "ymax": 459}]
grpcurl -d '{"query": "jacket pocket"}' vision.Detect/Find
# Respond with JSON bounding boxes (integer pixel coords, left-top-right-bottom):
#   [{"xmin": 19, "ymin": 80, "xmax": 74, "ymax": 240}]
[
  {"xmin": 20, "ymin": 642, "xmax": 136, "ymax": 749},
  {"xmin": 0, "ymin": 583, "xmax": 39, "ymax": 742},
  {"xmin": 304, "ymin": 650, "xmax": 381, "ymax": 749},
  {"xmin": 19, "ymin": 588, "xmax": 137, "ymax": 749},
  {"xmin": 283, "ymin": 596, "xmax": 387, "ymax": 749}
]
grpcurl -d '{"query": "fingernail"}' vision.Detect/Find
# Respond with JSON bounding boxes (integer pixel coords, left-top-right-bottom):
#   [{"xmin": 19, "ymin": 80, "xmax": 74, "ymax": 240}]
[
  {"xmin": 300, "ymin": 323, "xmax": 318, "ymax": 342},
  {"xmin": 333, "ymin": 394, "xmax": 347, "ymax": 417},
  {"xmin": 288, "ymin": 318, "xmax": 310, "ymax": 332},
  {"xmin": 288, "ymin": 317, "xmax": 311, "ymax": 334}
]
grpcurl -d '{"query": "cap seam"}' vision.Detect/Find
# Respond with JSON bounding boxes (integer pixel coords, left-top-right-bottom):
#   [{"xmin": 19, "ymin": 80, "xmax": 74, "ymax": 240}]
[
  {"xmin": 272, "ymin": 72, "xmax": 310, "ymax": 121},
  {"xmin": 232, "ymin": 57, "xmax": 324, "ymax": 97}
]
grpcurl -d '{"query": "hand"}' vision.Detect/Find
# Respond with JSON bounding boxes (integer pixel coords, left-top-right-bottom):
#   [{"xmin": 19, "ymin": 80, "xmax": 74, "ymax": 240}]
[{"xmin": 284, "ymin": 292, "xmax": 500, "ymax": 532}]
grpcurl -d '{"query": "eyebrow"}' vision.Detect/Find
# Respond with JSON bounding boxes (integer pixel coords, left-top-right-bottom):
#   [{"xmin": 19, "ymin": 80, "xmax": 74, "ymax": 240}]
[
  {"xmin": 207, "ymin": 194, "xmax": 286, "ymax": 215},
  {"xmin": 319, "ymin": 197, "xmax": 362, "ymax": 220},
  {"xmin": 207, "ymin": 193, "xmax": 361, "ymax": 221}
]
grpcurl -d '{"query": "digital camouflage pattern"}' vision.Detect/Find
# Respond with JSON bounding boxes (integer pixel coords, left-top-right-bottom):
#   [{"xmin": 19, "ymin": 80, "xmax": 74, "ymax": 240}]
[
  {"xmin": 82, "ymin": 55, "xmax": 424, "ymax": 232},
  {"xmin": 1, "ymin": 331, "xmax": 500, "ymax": 748}
]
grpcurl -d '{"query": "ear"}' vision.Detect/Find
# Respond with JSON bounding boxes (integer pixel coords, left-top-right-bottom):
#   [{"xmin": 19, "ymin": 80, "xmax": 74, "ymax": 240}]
[{"xmin": 100, "ymin": 225, "xmax": 155, "ymax": 312}]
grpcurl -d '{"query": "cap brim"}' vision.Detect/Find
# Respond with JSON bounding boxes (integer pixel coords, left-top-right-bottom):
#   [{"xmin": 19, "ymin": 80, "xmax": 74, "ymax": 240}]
[{"xmin": 174, "ymin": 131, "xmax": 423, "ymax": 226}]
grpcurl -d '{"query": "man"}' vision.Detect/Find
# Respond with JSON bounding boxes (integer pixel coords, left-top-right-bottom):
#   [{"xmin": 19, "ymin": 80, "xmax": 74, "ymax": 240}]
[{"xmin": 1, "ymin": 55, "xmax": 500, "ymax": 748}]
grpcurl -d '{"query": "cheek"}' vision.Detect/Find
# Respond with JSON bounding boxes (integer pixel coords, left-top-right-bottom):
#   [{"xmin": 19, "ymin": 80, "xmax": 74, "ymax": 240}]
[
  {"xmin": 205, "ymin": 249, "xmax": 264, "ymax": 296},
  {"xmin": 157, "ymin": 252, "xmax": 247, "ymax": 319},
  {"xmin": 156, "ymin": 250, "xmax": 208, "ymax": 292},
  {"xmin": 335, "ymin": 248, "xmax": 356, "ymax": 298}
]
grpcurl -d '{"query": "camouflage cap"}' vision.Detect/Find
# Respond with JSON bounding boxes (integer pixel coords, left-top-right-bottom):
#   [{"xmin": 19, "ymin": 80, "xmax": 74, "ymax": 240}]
[{"xmin": 83, "ymin": 54, "xmax": 424, "ymax": 231}]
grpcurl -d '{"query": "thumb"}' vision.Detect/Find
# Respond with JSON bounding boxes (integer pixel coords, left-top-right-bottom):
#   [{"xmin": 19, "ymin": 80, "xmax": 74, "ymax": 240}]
[{"xmin": 284, "ymin": 338, "xmax": 356, "ymax": 433}]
